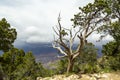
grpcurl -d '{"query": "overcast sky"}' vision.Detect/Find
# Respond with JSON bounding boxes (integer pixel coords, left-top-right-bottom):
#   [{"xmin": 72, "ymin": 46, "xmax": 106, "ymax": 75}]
[{"xmin": 0, "ymin": 0, "xmax": 113, "ymax": 47}]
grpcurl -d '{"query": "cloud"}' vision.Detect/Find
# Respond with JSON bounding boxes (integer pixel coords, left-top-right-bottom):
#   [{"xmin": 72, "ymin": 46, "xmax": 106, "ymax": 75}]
[
  {"xmin": 76, "ymin": 0, "xmax": 94, "ymax": 6},
  {"xmin": 20, "ymin": 26, "xmax": 53, "ymax": 43},
  {"xmin": 87, "ymin": 33, "xmax": 114, "ymax": 47},
  {"xmin": 0, "ymin": 0, "xmax": 32, "ymax": 7},
  {"xmin": 1, "ymin": 0, "xmax": 107, "ymax": 47}
]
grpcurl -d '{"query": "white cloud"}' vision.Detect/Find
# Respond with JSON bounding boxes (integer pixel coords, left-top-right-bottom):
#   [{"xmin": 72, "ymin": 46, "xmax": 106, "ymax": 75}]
[
  {"xmin": 87, "ymin": 33, "xmax": 114, "ymax": 47},
  {"xmin": 0, "ymin": 0, "xmax": 101, "ymax": 46}
]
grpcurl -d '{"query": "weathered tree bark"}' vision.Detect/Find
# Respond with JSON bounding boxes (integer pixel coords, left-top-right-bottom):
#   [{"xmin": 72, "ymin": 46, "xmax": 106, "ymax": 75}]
[
  {"xmin": 67, "ymin": 56, "xmax": 74, "ymax": 74},
  {"xmin": 53, "ymin": 5, "xmax": 108, "ymax": 73}
]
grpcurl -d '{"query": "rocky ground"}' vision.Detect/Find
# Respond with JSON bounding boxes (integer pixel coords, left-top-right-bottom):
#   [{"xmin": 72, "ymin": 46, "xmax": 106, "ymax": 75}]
[{"xmin": 37, "ymin": 72, "xmax": 120, "ymax": 80}]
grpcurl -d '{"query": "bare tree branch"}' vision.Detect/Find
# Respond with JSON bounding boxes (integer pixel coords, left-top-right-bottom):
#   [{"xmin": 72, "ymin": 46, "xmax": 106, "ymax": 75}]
[
  {"xmin": 52, "ymin": 42, "xmax": 67, "ymax": 56},
  {"xmin": 57, "ymin": 55, "xmax": 67, "ymax": 58},
  {"xmin": 53, "ymin": 27, "xmax": 59, "ymax": 36},
  {"xmin": 72, "ymin": 27, "xmax": 81, "ymax": 41}
]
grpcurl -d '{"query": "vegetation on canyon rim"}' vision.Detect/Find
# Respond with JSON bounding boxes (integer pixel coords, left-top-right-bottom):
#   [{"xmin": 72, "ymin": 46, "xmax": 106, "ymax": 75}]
[{"xmin": 0, "ymin": 0, "xmax": 120, "ymax": 80}]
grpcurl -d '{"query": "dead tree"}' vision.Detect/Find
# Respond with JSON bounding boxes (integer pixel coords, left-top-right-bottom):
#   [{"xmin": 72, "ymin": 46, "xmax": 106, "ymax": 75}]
[{"xmin": 53, "ymin": 2, "xmax": 110, "ymax": 73}]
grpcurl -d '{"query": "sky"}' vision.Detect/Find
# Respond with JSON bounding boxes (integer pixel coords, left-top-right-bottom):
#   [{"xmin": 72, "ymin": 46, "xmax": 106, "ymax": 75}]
[{"xmin": 0, "ymin": 0, "xmax": 113, "ymax": 47}]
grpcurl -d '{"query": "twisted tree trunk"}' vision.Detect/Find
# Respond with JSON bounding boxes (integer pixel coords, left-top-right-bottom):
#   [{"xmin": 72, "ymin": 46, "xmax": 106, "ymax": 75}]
[{"xmin": 67, "ymin": 56, "xmax": 74, "ymax": 74}]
